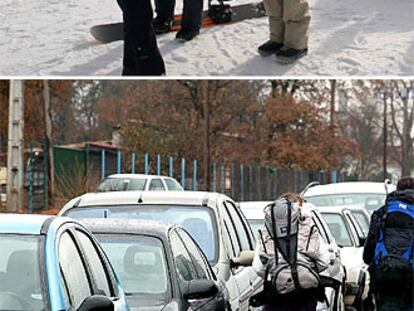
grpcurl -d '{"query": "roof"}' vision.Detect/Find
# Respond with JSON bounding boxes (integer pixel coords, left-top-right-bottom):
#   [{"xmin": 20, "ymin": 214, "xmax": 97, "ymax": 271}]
[
  {"xmin": 315, "ymin": 205, "xmax": 352, "ymax": 214},
  {"xmin": 60, "ymin": 191, "xmax": 223, "ymax": 214},
  {"xmin": 304, "ymin": 182, "xmax": 396, "ymax": 197},
  {"xmin": 0, "ymin": 214, "xmax": 52, "ymax": 234},
  {"xmin": 106, "ymin": 174, "xmax": 176, "ymax": 179},
  {"xmin": 239, "ymin": 201, "xmax": 272, "ymax": 220},
  {"xmin": 81, "ymin": 219, "xmax": 174, "ymax": 237}
]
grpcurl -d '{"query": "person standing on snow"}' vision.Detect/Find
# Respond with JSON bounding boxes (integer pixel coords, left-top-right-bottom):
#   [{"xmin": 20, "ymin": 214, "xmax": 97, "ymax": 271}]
[
  {"xmin": 250, "ymin": 193, "xmax": 330, "ymax": 311},
  {"xmin": 117, "ymin": 0, "xmax": 166, "ymax": 75},
  {"xmin": 363, "ymin": 177, "xmax": 414, "ymax": 311},
  {"xmin": 152, "ymin": 0, "xmax": 203, "ymax": 42},
  {"xmin": 258, "ymin": 0, "xmax": 310, "ymax": 64}
]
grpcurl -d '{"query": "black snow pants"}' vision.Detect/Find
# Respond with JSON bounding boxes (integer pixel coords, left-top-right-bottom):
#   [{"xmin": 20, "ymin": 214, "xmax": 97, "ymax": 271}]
[
  {"xmin": 117, "ymin": 0, "xmax": 166, "ymax": 75},
  {"xmin": 154, "ymin": 0, "xmax": 203, "ymax": 30}
]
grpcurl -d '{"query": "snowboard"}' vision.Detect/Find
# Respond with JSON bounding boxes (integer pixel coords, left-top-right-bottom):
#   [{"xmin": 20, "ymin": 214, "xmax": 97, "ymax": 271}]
[{"xmin": 90, "ymin": 2, "xmax": 266, "ymax": 43}]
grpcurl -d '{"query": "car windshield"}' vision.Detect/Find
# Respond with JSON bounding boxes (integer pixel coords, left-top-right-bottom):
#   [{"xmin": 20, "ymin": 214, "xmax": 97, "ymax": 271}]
[
  {"xmin": 66, "ymin": 205, "xmax": 218, "ymax": 262},
  {"xmin": 0, "ymin": 235, "xmax": 45, "ymax": 311},
  {"xmin": 306, "ymin": 193, "xmax": 385, "ymax": 214},
  {"xmin": 97, "ymin": 178, "xmax": 147, "ymax": 192},
  {"xmin": 320, "ymin": 213, "xmax": 354, "ymax": 247},
  {"xmin": 96, "ymin": 234, "xmax": 170, "ymax": 305}
]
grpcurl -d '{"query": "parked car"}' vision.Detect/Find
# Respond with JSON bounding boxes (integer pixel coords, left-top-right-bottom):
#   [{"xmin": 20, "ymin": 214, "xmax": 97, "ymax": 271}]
[
  {"xmin": 303, "ymin": 181, "xmax": 396, "ymax": 214},
  {"xmin": 239, "ymin": 201, "xmax": 346, "ymax": 311},
  {"xmin": 237, "ymin": 201, "xmax": 272, "ymax": 235},
  {"xmin": 97, "ymin": 174, "xmax": 183, "ymax": 192},
  {"xmin": 0, "ymin": 214, "xmax": 129, "ymax": 311},
  {"xmin": 345, "ymin": 205, "xmax": 370, "ymax": 237},
  {"xmin": 317, "ymin": 206, "xmax": 371, "ymax": 310},
  {"xmin": 83, "ymin": 219, "xmax": 230, "ymax": 311},
  {"xmin": 60, "ymin": 191, "xmax": 262, "ymax": 311}
]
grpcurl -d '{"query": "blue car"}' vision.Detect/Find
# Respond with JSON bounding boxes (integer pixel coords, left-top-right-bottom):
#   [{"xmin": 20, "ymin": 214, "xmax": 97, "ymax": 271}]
[{"xmin": 0, "ymin": 214, "xmax": 129, "ymax": 311}]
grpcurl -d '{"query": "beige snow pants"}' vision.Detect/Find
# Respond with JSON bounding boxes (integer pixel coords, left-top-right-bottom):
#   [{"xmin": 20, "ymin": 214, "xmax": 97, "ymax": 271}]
[{"xmin": 262, "ymin": 0, "xmax": 310, "ymax": 50}]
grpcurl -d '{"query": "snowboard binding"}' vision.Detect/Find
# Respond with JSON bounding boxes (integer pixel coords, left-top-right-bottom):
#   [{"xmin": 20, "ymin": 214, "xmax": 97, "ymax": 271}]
[{"xmin": 208, "ymin": 0, "xmax": 233, "ymax": 24}]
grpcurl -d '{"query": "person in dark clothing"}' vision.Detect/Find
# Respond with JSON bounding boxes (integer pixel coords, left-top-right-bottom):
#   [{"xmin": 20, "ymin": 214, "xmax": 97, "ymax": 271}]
[
  {"xmin": 153, "ymin": 0, "xmax": 203, "ymax": 41},
  {"xmin": 363, "ymin": 177, "xmax": 414, "ymax": 311},
  {"xmin": 117, "ymin": 0, "xmax": 166, "ymax": 75}
]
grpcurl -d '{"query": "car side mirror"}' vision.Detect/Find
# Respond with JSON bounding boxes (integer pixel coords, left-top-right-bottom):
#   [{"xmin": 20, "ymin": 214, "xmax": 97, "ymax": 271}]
[
  {"xmin": 77, "ymin": 295, "xmax": 114, "ymax": 311},
  {"xmin": 183, "ymin": 279, "xmax": 218, "ymax": 300},
  {"xmin": 231, "ymin": 250, "xmax": 255, "ymax": 267}
]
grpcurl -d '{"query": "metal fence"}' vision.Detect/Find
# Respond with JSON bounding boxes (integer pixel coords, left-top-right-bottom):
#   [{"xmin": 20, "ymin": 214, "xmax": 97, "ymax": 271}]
[{"xmin": 18, "ymin": 149, "xmax": 344, "ymax": 212}]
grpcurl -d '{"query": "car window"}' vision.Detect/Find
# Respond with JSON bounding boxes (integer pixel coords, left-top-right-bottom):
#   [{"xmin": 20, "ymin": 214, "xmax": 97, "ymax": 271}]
[
  {"xmin": 345, "ymin": 213, "xmax": 363, "ymax": 243},
  {"xmin": 76, "ymin": 230, "xmax": 112, "ymax": 297},
  {"xmin": 224, "ymin": 201, "xmax": 252, "ymax": 251},
  {"xmin": 0, "ymin": 235, "xmax": 44, "ymax": 311},
  {"xmin": 97, "ymin": 178, "xmax": 126, "ymax": 191},
  {"xmin": 321, "ymin": 213, "xmax": 353, "ymax": 247},
  {"xmin": 59, "ymin": 231, "xmax": 92, "ymax": 309},
  {"xmin": 67, "ymin": 205, "xmax": 219, "ymax": 263},
  {"xmin": 306, "ymin": 194, "xmax": 386, "ymax": 214},
  {"xmin": 164, "ymin": 178, "xmax": 182, "ymax": 190},
  {"xmin": 96, "ymin": 234, "xmax": 170, "ymax": 302},
  {"xmin": 170, "ymin": 230, "xmax": 197, "ymax": 281},
  {"xmin": 247, "ymin": 219, "xmax": 264, "ymax": 236},
  {"xmin": 311, "ymin": 211, "xmax": 331, "ymax": 244},
  {"xmin": 350, "ymin": 211, "xmax": 369, "ymax": 237},
  {"xmin": 222, "ymin": 203, "xmax": 241, "ymax": 257},
  {"xmin": 148, "ymin": 179, "xmax": 166, "ymax": 191},
  {"xmin": 176, "ymin": 229, "xmax": 210, "ymax": 280},
  {"xmin": 126, "ymin": 179, "xmax": 147, "ymax": 191}
]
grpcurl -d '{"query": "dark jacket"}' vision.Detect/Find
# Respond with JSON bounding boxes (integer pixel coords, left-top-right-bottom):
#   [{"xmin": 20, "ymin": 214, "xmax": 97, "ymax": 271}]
[{"xmin": 363, "ymin": 189, "xmax": 414, "ymax": 266}]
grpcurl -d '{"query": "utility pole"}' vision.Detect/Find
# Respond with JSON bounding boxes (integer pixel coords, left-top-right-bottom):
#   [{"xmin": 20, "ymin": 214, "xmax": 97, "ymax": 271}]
[
  {"xmin": 203, "ymin": 82, "xmax": 211, "ymax": 191},
  {"xmin": 330, "ymin": 80, "xmax": 337, "ymax": 183},
  {"xmin": 43, "ymin": 80, "xmax": 55, "ymax": 207},
  {"xmin": 6, "ymin": 80, "xmax": 24, "ymax": 213}
]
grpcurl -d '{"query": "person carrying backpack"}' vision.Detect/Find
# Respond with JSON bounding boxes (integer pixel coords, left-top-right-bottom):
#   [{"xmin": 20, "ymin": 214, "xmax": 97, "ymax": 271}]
[
  {"xmin": 363, "ymin": 177, "xmax": 414, "ymax": 311},
  {"xmin": 251, "ymin": 193, "xmax": 330, "ymax": 311}
]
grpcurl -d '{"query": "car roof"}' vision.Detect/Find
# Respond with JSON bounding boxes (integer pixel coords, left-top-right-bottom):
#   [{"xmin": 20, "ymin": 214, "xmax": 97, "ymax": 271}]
[
  {"xmin": 315, "ymin": 205, "xmax": 352, "ymax": 214},
  {"xmin": 106, "ymin": 174, "xmax": 176, "ymax": 179},
  {"xmin": 238, "ymin": 201, "xmax": 272, "ymax": 219},
  {"xmin": 63, "ymin": 191, "xmax": 222, "ymax": 211},
  {"xmin": 0, "ymin": 214, "xmax": 53, "ymax": 234},
  {"xmin": 81, "ymin": 219, "xmax": 174, "ymax": 237},
  {"xmin": 304, "ymin": 181, "xmax": 396, "ymax": 197}
]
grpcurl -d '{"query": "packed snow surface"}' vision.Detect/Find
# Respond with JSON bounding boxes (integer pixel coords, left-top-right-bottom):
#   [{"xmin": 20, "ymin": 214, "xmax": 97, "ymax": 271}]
[{"xmin": 1, "ymin": 0, "xmax": 413, "ymax": 76}]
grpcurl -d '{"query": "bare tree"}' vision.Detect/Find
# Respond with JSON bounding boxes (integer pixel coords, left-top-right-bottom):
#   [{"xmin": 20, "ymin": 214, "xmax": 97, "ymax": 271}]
[{"xmin": 389, "ymin": 80, "xmax": 414, "ymax": 176}]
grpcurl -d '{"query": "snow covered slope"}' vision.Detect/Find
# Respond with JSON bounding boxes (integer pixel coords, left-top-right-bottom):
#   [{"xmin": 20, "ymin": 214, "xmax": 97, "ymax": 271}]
[{"xmin": 1, "ymin": 0, "xmax": 413, "ymax": 76}]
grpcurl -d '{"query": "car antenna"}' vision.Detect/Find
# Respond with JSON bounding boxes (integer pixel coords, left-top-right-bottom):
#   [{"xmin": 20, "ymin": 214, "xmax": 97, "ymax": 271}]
[{"xmin": 300, "ymin": 181, "xmax": 320, "ymax": 198}]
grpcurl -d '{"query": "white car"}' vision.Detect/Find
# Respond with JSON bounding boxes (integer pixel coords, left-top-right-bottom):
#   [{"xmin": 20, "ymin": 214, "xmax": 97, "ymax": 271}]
[
  {"xmin": 96, "ymin": 174, "xmax": 183, "ymax": 192},
  {"xmin": 303, "ymin": 181, "xmax": 396, "ymax": 214},
  {"xmin": 60, "ymin": 191, "xmax": 262, "ymax": 311},
  {"xmin": 239, "ymin": 201, "xmax": 346, "ymax": 311},
  {"xmin": 317, "ymin": 206, "xmax": 371, "ymax": 309}
]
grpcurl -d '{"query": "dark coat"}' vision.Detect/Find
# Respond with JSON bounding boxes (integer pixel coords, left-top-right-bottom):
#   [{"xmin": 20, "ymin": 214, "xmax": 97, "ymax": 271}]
[{"xmin": 363, "ymin": 189, "xmax": 414, "ymax": 266}]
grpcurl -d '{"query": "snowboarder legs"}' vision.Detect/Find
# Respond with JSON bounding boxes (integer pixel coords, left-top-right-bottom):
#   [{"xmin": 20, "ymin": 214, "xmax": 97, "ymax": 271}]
[
  {"xmin": 153, "ymin": 0, "xmax": 203, "ymax": 41},
  {"xmin": 117, "ymin": 0, "xmax": 166, "ymax": 75},
  {"xmin": 259, "ymin": 0, "xmax": 310, "ymax": 64}
]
